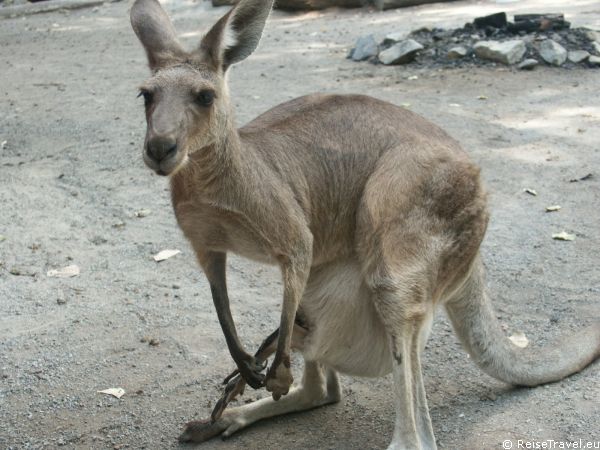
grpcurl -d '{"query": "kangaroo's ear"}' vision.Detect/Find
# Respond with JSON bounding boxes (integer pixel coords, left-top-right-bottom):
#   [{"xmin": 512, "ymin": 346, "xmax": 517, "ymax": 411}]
[
  {"xmin": 131, "ymin": 0, "xmax": 187, "ymax": 71},
  {"xmin": 198, "ymin": 0, "xmax": 274, "ymax": 71}
]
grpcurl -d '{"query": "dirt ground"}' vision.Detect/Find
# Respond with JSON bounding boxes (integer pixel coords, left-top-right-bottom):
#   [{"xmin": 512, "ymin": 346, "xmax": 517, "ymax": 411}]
[{"xmin": 1, "ymin": 0, "xmax": 599, "ymax": 448}]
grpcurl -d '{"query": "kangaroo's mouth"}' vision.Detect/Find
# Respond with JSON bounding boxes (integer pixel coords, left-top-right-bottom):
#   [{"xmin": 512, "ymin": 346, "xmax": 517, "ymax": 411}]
[
  {"xmin": 152, "ymin": 152, "xmax": 189, "ymax": 177},
  {"xmin": 143, "ymin": 145, "xmax": 188, "ymax": 177}
]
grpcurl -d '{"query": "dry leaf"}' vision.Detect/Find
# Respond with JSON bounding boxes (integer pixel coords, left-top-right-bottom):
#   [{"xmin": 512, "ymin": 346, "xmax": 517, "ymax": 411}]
[
  {"xmin": 407, "ymin": 75, "xmax": 418, "ymax": 80},
  {"xmin": 509, "ymin": 332, "xmax": 529, "ymax": 348},
  {"xmin": 400, "ymin": 102, "xmax": 411, "ymax": 108},
  {"xmin": 0, "ymin": 235, "xmax": 5, "ymax": 242},
  {"xmin": 524, "ymin": 188, "xmax": 537, "ymax": 196},
  {"xmin": 153, "ymin": 249, "xmax": 181, "ymax": 262},
  {"xmin": 552, "ymin": 231, "xmax": 575, "ymax": 241},
  {"xmin": 545, "ymin": 205, "xmax": 561, "ymax": 212},
  {"xmin": 134, "ymin": 209, "xmax": 151, "ymax": 218},
  {"xmin": 47, "ymin": 264, "xmax": 80, "ymax": 278},
  {"xmin": 97, "ymin": 388, "xmax": 125, "ymax": 399},
  {"xmin": 477, "ymin": 95, "xmax": 488, "ymax": 100}
]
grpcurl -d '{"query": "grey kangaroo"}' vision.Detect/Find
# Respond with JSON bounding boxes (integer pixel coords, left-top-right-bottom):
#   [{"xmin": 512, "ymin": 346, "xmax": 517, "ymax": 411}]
[{"xmin": 130, "ymin": 0, "xmax": 600, "ymax": 447}]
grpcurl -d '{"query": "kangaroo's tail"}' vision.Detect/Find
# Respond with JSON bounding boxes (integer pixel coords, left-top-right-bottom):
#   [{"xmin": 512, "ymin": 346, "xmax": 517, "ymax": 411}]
[{"xmin": 445, "ymin": 258, "xmax": 600, "ymax": 386}]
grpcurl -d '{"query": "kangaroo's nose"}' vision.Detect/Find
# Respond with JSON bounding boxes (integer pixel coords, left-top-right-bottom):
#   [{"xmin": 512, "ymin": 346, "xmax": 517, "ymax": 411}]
[{"xmin": 147, "ymin": 136, "xmax": 177, "ymax": 163}]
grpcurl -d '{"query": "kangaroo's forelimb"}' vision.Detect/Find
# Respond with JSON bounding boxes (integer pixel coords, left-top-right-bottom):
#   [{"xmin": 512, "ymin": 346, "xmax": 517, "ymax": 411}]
[
  {"xmin": 198, "ymin": 250, "xmax": 266, "ymax": 389},
  {"xmin": 264, "ymin": 255, "xmax": 311, "ymax": 399},
  {"xmin": 221, "ymin": 327, "xmax": 280, "ymax": 386},
  {"xmin": 211, "ymin": 328, "xmax": 279, "ymax": 422}
]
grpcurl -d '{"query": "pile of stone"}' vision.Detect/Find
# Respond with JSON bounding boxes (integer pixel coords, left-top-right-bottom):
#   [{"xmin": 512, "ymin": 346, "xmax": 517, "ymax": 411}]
[{"xmin": 348, "ymin": 12, "xmax": 600, "ymax": 69}]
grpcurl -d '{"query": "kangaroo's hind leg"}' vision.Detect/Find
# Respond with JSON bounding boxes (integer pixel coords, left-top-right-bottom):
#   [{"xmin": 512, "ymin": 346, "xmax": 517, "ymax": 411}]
[
  {"xmin": 179, "ymin": 359, "xmax": 341, "ymax": 443},
  {"xmin": 357, "ymin": 188, "xmax": 440, "ymax": 448},
  {"xmin": 360, "ymin": 232, "xmax": 437, "ymax": 450},
  {"xmin": 180, "ymin": 319, "xmax": 341, "ymax": 443},
  {"xmin": 367, "ymin": 276, "xmax": 436, "ymax": 450}
]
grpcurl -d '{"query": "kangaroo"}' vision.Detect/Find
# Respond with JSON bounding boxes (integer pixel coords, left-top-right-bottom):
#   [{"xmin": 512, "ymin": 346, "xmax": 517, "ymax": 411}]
[{"xmin": 130, "ymin": 0, "xmax": 600, "ymax": 447}]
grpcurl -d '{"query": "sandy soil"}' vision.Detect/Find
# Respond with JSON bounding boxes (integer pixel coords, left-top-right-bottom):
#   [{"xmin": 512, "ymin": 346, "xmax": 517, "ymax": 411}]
[{"xmin": 1, "ymin": 0, "xmax": 599, "ymax": 448}]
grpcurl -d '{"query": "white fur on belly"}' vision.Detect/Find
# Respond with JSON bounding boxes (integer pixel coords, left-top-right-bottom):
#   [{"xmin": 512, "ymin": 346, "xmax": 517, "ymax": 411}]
[{"xmin": 300, "ymin": 259, "xmax": 393, "ymax": 377}]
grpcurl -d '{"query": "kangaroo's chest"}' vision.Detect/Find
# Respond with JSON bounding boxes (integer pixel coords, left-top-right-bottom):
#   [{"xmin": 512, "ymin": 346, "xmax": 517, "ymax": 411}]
[{"xmin": 174, "ymin": 200, "xmax": 276, "ymax": 264}]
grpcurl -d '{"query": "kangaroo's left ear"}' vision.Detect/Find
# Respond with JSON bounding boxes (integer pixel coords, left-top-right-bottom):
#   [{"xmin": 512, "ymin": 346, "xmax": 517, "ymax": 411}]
[{"xmin": 197, "ymin": 0, "xmax": 274, "ymax": 71}]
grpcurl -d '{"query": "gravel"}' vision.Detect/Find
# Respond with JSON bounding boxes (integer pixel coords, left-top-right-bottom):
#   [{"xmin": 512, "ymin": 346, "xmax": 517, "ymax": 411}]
[{"xmin": 1, "ymin": 0, "xmax": 599, "ymax": 448}]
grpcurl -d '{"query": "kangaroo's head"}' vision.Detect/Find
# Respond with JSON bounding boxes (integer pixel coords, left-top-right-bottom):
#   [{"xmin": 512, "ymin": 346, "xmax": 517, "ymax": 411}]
[{"xmin": 131, "ymin": 0, "xmax": 273, "ymax": 176}]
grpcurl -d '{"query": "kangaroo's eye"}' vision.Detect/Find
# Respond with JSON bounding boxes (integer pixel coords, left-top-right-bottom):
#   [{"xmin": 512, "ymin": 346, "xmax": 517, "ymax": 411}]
[
  {"xmin": 196, "ymin": 90, "xmax": 214, "ymax": 107},
  {"xmin": 137, "ymin": 90, "xmax": 152, "ymax": 107}
]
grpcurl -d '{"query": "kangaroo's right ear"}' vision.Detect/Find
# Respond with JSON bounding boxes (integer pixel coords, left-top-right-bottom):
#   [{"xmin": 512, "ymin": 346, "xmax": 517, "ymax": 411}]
[
  {"xmin": 198, "ymin": 0, "xmax": 274, "ymax": 72},
  {"xmin": 130, "ymin": 0, "xmax": 187, "ymax": 71}
]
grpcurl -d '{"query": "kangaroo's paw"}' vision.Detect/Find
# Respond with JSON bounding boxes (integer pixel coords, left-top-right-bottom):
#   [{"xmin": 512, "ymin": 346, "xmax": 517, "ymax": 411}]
[
  {"xmin": 265, "ymin": 355, "xmax": 293, "ymax": 400},
  {"xmin": 178, "ymin": 418, "xmax": 228, "ymax": 443},
  {"xmin": 179, "ymin": 412, "xmax": 252, "ymax": 443}
]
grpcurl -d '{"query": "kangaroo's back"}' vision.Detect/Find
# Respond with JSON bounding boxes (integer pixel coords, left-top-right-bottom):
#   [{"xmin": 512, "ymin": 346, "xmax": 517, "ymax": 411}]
[
  {"xmin": 238, "ymin": 93, "xmax": 478, "ymax": 264},
  {"xmin": 242, "ymin": 93, "xmax": 463, "ymax": 157}
]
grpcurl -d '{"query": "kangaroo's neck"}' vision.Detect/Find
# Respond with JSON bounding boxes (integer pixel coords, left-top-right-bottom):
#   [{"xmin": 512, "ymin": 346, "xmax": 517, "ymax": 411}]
[{"xmin": 170, "ymin": 111, "xmax": 260, "ymax": 207}]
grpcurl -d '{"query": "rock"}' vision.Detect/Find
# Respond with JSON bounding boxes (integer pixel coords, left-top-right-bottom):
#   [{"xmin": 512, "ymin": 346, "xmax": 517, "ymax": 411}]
[
  {"xmin": 432, "ymin": 29, "xmax": 452, "ymax": 41},
  {"xmin": 410, "ymin": 26, "xmax": 431, "ymax": 34},
  {"xmin": 378, "ymin": 39, "xmax": 424, "ymax": 65},
  {"xmin": 382, "ymin": 32, "xmax": 405, "ymax": 46},
  {"xmin": 568, "ymin": 50, "xmax": 590, "ymax": 64},
  {"xmin": 350, "ymin": 34, "xmax": 378, "ymax": 61},
  {"xmin": 592, "ymin": 42, "xmax": 600, "ymax": 55},
  {"xmin": 589, "ymin": 56, "xmax": 600, "ymax": 66},
  {"xmin": 539, "ymin": 39, "xmax": 567, "ymax": 66},
  {"xmin": 447, "ymin": 46, "xmax": 467, "ymax": 59},
  {"xmin": 473, "ymin": 40, "xmax": 526, "ymax": 65},
  {"xmin": 566, "ymin": 33, "xmax": 579, "ymax": 45},
  {"xmin": 517, "ymin": 58, "xmax": 538, "ymax": 70},
  {"xmin": 583, "ymin": 29, "xmax": 600, "ymax": 42}
]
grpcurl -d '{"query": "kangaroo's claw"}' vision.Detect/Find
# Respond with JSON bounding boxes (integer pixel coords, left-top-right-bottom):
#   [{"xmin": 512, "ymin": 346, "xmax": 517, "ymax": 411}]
[
  {"xmin": 211, "ymin": 373, "xmax": 246, "ymax": 423},
  {"xmin": 237, "ymin": 356, "xmax": 267, "ymax": 389}
]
